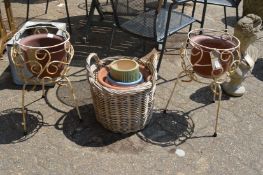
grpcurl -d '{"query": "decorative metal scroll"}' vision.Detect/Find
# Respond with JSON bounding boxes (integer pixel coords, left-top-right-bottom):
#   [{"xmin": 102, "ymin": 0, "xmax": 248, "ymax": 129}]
[{"xmin": 11, "ymin": 26, "xmax": 73, "ymax": 85}]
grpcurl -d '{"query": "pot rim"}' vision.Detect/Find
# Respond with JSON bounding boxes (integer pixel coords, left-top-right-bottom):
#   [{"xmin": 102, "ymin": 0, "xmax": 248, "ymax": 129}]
[
  {"xmin": 13, "ymin": 26, "xmax": 70, "ymax": 49},
  {"xmin": 110, "ymin": 59, "xmax": 139, "ymax": 72},
  {"xmin": 188, "ymin": 28, "xmax": 240, "ymax": 52}
]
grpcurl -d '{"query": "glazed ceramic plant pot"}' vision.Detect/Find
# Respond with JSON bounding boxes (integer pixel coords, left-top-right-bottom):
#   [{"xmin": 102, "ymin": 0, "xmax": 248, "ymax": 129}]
[
  {"xmin": 107, "ymin": 72, "xmax": 143, "ymax": 86},
  {"xmin": 109, "ymin": 59, "xmax": 140, "ymax": 82},
  {"xmin": 190, "ymin": 34, "xmax": 238, "ymax": 78},
  {"xmin": 97, "ymin": 65, "xmax": 151, "ymax": 90},
  {"xmin": 19, "ymin": 33, "xmax": 67, "ymax": 78}
]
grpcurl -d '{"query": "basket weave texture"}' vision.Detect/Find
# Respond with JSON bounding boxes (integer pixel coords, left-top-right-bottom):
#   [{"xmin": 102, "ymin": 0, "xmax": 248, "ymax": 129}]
[{"xmin": 86, "ymin": 51, "xmax": 158, "ymax": 133}]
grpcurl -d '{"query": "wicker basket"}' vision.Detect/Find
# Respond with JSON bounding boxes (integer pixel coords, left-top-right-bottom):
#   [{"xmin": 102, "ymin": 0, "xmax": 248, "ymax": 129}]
[{"xmin": 86, "ymin": 51, "xmax": 158, "ymax": 133}]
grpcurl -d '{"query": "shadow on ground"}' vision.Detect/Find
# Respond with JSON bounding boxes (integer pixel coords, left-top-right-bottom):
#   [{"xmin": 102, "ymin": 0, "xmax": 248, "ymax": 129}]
[
  {"xmin": 221, "ymin": 16, "xmax": 238, "ymax": 28},
  {"xmin": 252, "ymin": 58, "xmax": 263, "ymax": 81},
  {"xmin": 55, "ymin": 102, "xmax": 195, "ymax": 147},
  {"xmin": 56, "ymin": 79, "xmax": 91, "ymax": 108},
  {"xmin": 137, "ymin": 109, "xmax": 194, "ymax": 147},
  {"xmin": 190, "ymin": 85, "xmax": 230, "ymax": 105},
  {"xmin": 0, "ymin": 108, "xmax": 43, "ymax": 144},
  {"xmin": 0, "ymin": 67, "xmax": 53, "ymax": 92},
  {"xmin": 55, "ymin": 104, "xmax": 133, "ymax": 147},
  {"xmin": 53, "ymin": 78, "xmax": 224, "ymax": 148},
  {"xmin": 54, "ymin": 14, "xmax": 155, "ymax": 65},
  {"xmin": 0, "ymin": 67, "xmax": 22, "ymax": 90}
]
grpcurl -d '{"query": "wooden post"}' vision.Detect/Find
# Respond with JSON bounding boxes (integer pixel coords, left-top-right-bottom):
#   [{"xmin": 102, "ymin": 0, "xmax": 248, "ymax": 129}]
[
  {"xmin": 0, "ymin": 0, "xmax": 16, "ymax": 56},
  {"xmin": 0, "ymin": 8, "xmax": 8, "ymax": 56},
  {"xmin": 4, "ymin": 0, "xmax": 16, "ymax": 34}
]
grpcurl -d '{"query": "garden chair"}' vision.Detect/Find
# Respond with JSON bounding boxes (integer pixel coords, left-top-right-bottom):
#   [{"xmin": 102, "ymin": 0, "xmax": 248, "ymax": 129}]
[
  {"xmin": 190, "ymin": 0, "xmax": 241, "ymax": 29},
  {"xmin": 109, "ymin": 0, "xmax": 196, "ymax": 71}
]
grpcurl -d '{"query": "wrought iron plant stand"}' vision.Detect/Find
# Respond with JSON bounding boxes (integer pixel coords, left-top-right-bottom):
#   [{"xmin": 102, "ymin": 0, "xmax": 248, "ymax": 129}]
[
  {"xmin": 10, "ymin": 26, "xmax": 82, "ymax": 135},
  {"xmin": 164, "ymin": 28, "xmax": 241, "ymax": 137}
]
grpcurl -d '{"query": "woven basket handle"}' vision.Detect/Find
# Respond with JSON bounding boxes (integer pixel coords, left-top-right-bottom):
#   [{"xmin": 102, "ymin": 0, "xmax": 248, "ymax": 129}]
[
  {"xmin": 142, "ymin": 50, "xmax": 158, "ymax": 88},
  {"xmin": 148, "ymin": 60, "xmax": 157, "ymax": 89},
  {"xmin": 86, "ymin": 53, "xmax": 103, "ymax": 78}
]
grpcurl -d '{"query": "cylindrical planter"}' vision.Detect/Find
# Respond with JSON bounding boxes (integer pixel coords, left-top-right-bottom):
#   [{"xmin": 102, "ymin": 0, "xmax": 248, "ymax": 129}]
[
  {"xmin": 109, "ymin": 59, "xmax": 140, "ymax": 82},
  {"xmin": 11, "ymin": 26, "xmax": 73, "ymax": 80},
  {"xmin": 188, "ymin": 29, "xmax": 240, "ymax": 79}
]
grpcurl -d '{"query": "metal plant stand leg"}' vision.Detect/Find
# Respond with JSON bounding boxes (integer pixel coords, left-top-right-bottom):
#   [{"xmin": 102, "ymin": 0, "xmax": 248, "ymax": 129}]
[
  {"xmin": 211, "ymin": 82, "xmax": 222, "ymax": 137},
  {"xmin": 42, "ymin": 79, "xmax": 46, "ymax": 98},
  {"xmin": 22, "ymin": 84, "xmax": 27, "ymax": 135},
  {"xmin": 164, "ymin": 72, "xmax": 182, "ymax": 114},
  {"xmin": 64, "ymin": 77, "xmax": 82, "ymax": 121}
]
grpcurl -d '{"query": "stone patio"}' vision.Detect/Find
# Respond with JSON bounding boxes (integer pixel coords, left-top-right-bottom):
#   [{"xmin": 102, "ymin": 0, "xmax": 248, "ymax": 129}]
[{"xmin": 0, "ymin": 0, "xmax": 262, "ymax": 174}]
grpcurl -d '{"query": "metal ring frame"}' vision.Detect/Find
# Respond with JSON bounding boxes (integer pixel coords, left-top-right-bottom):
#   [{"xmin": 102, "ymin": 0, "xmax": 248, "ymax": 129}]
[
  {"xmin": 164, "ymin": 28, "xmax": 241, "ymax": 137},
  {"xmin": 10, "ymin": 26, "xmax": 82, "ymax": 135}
]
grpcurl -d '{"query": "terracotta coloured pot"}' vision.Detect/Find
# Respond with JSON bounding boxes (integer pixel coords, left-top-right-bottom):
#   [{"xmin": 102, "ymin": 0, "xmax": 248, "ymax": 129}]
[
  {"xmin": 19, "ymin": 33, "xmax": 67, "ymax": 78},
  {"xmin": 97, "ymin": 65, "xmax": 151, "ymax": 90},
  {"xmin": 190, "ymin": 35, "xmax": 237, "ymax": 78}
]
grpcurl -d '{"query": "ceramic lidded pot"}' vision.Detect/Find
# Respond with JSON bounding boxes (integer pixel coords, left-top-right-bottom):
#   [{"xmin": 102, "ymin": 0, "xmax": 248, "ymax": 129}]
[
  {"xmin": 189, "ymin": 31, "xmax": 240, "ymax": 79},
  {"xmin": 109, "ymin": 59, "xmax": 140, "ymax": 82},
  {"xmin": 18, "ymin": 33, "xmax": 69, "ymax": 79}
]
